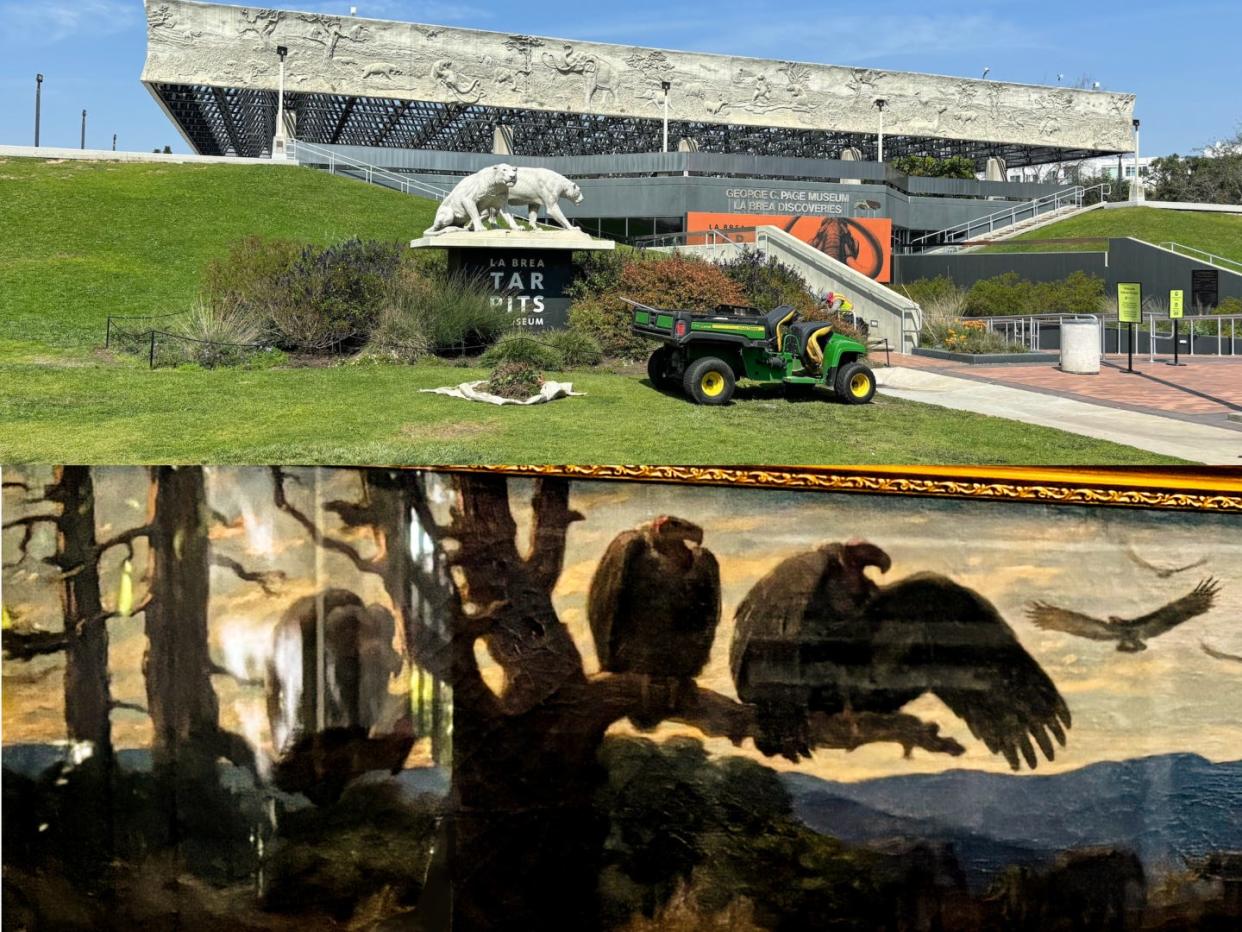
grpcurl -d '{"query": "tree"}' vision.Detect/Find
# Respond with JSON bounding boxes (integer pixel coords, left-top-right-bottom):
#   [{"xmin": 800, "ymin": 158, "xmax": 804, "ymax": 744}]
[
  {"xmin": 3, "ymin": 467, "xmax": 152, "ymax": 757},
  {"xmin": 1147, "ymin": 126, "xmax": 1242, "ymax": 205},
  {"xmin": 276, "ymin": 470, "xmax": 966, "ymax": 931}
]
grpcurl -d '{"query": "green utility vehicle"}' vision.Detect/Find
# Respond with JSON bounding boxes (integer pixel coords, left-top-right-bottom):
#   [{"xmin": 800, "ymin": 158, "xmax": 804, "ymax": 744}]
[{"xmin": 629, "ymin": 300, "xmax": 876, "ymax": 406}]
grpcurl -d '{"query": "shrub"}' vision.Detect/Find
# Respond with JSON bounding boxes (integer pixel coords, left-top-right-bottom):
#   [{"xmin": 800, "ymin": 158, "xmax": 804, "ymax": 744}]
[
  {"xmin": 892, "ymin": 155, "xmax": 977, "ymax": 179},
  {"xmin": 481, "ymin": 333, "xmax": 563, "ymax": 369},
  {"xmin": 920, "ymin": 318, "xmax": 1027, "ymax": 354},
  {"xmin": 386, "ymin": 267, "xmax": 512, "ymax": 355},
  {"xmin": 267, "ymin": 238, "xmax": 402, "ymax": 353},
  {"xmin": 485, "ymin": 361, "xmax": 542, "ymax": 400},
  {"xmin": 961, "ymin": 271, "xmax": 1104, "ymax": 317},
  {"xmin": 358, "ymin": 304, "xmax": 431, "ymax": 364},
  {"xmin": 202, "ymin": 236, "xmax": 300, "ymax": 316},
  {"xmin": 170, "ymin": 297, "xmax": 262, "ymax": 368},
  {"xmin": 717, "ymin": 249, "xmax": 819, "ymax": 315},
  {"xmin": 569, "ymin": 254, "xmax": 746, "ymax": 359},
  {"xmin": 544, "ymin": 329, "xmax": 603, "ymax": 368},
  {"xmin": 1211, "ymin": 296, "xmax": 1242, "ymax": 316},
  {"xmin": 892, "ymin": 275, "xmax": 961, "ymax": 309}
]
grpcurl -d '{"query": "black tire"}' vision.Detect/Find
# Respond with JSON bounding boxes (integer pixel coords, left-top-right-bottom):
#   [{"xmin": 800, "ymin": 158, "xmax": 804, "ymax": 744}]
[
  {"xmin": 684, "ymin": 356, "xmax": 736, "ymax": 405},
  {"xmin": 647, "ymin": 347, "xmax": 677, "ymax": 390},
  {"xmin": 834, "ymin": 361, "xmax": 876, "ymax": 404}
]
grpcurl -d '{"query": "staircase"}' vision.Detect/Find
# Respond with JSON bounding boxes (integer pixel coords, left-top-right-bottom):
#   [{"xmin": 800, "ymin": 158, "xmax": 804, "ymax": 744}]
[
  {"xmin": 908, "ymin": 183, "xmax": 1111, "ymax": 254},
  {"xmin": 288, "ymin": 139, "xmax": 448, "ymax": 199}
]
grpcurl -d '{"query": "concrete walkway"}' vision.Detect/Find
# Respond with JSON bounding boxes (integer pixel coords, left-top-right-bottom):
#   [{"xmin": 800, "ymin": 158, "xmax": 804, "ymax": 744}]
[{"xmin": 877, "ymin": 367, "xmax": 1242, "ymax": 464}]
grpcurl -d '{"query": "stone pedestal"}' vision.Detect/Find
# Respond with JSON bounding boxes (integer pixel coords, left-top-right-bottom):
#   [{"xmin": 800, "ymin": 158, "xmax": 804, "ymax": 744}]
[{"xmin": 409, "ymin": 229, "xmax": 614, "ymax": 331}]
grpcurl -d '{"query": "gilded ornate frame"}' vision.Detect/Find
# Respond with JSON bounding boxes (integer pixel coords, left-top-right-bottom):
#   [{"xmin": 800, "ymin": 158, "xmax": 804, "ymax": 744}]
[{"xmin": 427, "ymin": 466, "xmax": 1242, "ymax": 513}]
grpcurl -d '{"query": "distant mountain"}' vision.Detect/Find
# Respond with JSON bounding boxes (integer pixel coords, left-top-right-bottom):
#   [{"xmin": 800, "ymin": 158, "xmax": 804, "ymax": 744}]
[{"xmin": 783, "ymin": 754, "xmax": 1242, "ymax": 885}]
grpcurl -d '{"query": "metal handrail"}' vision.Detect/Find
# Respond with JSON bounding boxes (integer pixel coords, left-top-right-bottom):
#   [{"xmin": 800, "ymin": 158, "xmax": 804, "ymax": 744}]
[
  {"xmin": 908, "ymin": 183, "xmax": 1110, "ymax": 251},
  {"xmin": 1159, "ymin": 242, "xmax": 1242, "ymax": 274},
  {"xmin": 288, "ymin": 139, "xmax": 449, "ymax": 199}
]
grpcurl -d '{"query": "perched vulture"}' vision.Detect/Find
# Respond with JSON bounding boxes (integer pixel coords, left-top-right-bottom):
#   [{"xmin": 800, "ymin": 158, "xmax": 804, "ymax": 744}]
[
  {"xmin": 1027, "ymin": 577, "xmax": 1220, "ymax": 652},
  {"xmin": 731, "ymin": 540, "xmax": 1071, "ymax": 769},
  {"xmin": 588, "ymin": 515, "xmax": 721, "ymax": 728}
]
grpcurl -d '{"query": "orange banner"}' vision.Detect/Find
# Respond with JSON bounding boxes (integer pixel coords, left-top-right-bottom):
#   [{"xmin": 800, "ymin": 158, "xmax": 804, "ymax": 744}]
[{"xmin": 687, "ymin": 213, "xmax": 892, "ymax": 283}]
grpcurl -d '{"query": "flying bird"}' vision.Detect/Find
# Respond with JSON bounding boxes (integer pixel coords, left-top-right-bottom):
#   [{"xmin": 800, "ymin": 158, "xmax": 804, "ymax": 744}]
[
  {"xmin": 588, "ymin": 515, "xmax": 721, "ymax": 728},
  {"xmin": 1125, "ymin": 547, "xmax": 1208, "ymax": 579},
  {"xmin": 731, "ymin": 541, "xmax": 1070, "ymax": 770},
  {"xmin": 1201, "ymin": 640, "xmax": 1242, "ymax": 664},
  {"xmin": 1027, "ymin": 578, "xmax": 1220, "ymax": 652}
]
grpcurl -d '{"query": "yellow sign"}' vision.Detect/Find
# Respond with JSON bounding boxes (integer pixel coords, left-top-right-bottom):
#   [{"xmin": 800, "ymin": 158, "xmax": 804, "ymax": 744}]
[
  {"xmin": 1169, "ymin": 289, "xmax": 1184, "ymax": 319},
  {"xmin": 1117, "ymin": 282, "xmax": 1142, "ymax": 323}
]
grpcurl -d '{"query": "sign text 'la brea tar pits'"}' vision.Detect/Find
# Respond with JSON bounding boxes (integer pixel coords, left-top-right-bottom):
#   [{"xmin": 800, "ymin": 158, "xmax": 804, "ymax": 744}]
[{"xmin": 449, "ymin": 249, "xmax": 576, "ymax": 330}]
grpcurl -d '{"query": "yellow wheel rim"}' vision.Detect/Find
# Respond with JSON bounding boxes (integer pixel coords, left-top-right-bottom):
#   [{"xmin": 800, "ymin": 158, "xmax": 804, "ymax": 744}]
[
  {"xmin": 849, "ymin": 372, "xmax": 871, "ymax": 398},
  {"xmin": 700, "ymin": 371, "xmax": 725, "ymax": 397}
]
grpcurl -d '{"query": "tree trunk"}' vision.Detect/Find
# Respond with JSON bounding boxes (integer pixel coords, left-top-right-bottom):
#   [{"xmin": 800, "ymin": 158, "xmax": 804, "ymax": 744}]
[
  {"xmin": 144, "ymin": 466, "xmax": 219, "ymax": 770},
  {"xmin": 448, "ymin": 691, "xmax": 611, "ymax": 932},
  {"xmin": 50, "ymin": 466, "xmax": 114, "ymax": 757}
]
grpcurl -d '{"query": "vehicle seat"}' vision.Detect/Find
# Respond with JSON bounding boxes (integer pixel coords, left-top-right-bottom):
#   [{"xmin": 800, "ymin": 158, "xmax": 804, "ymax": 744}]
[
  {"xmin": 788, "ymin": 320, "xmax": 834, "ymax": 368},
  {"xmin": 764, "ymin": 305, "xmax": 799, "ymax": 346}
]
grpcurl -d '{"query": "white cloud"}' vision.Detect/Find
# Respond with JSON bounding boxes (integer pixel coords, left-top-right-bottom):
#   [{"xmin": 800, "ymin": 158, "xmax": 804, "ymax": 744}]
[{"xmin": 0, "ymin": 0, "xmax": 138, "ymax": 43}]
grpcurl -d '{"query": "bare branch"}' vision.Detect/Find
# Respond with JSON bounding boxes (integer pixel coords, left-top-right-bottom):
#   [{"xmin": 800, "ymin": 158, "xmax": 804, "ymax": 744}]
[
  {"xmin": 270, "ymin": 467, "xmax": 381, "ymax": 575},
  {"xmin": 95, "ymin": 524, "xmax": 153, "ymax": 561},
  {"xmin": 111, "ymin": 700, "xmax": 149, "ymax": 715},
  {"xmin": 211, "ymin": 553, "xmax": 287, "ymax": 597},
  {"xmin": 584, "ymin": 674, "xmax": 967, "ymax": 762},
  {"xmin": 525, "ymin": 478, "xmax": 585, "ymax": 594},
  {"xmin": 3, "ymin": 514, "xmax": 56, "ymax": 568},
  {"xmin": 208, "ymin": 661, "xmax": 264, "ymax": 688},
  {"xmin": 2, "ymin": 628, "xmax": 68, "ymax": 660}
]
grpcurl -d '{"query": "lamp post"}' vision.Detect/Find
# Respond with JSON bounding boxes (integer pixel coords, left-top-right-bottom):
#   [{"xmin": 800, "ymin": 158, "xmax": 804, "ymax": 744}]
[
  {"xmin": 34, "ymin": 74, "xmax": 43, "ymax": 147},
  {"xmin": 661, "ymin": 80, "xmax": 671, "ymax": 153},
  {"xmin": 1131, "ymin": 117, "xmax": 1143, "ymax": 203},
  {"xmin": 273, "ymin": 45, "xmax": 289, "ymax": 158},
  {"xmin": 112, "ymin": 133, "xmax": 117, "ymax": 151},
  {"xmin": 873, "ymin": 98, "xmax": 887, "ymax": 163},
  {"xmin": 80, "ymin": 109, "xmax": 87, "ymax": 150}
]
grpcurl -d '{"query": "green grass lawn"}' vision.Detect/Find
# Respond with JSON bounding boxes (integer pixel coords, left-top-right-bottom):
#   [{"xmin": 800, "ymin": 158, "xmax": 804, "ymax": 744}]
[
  {"xmin": 0, "ymin": 359, "xmax": 1183, "ymax": 464},
  {"xmin": 0, "ymin": 157, "xmax": 438, "ymax": 361},
  {"xmin": 981, "ymin": 206, "xmax": 1242, "ymax": 260},
  {"xmin": 0, "ymin": 157, "xmax": 1186, "ymax": 465}
]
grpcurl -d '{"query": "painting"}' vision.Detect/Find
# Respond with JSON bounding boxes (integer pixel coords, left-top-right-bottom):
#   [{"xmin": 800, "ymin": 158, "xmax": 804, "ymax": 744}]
[
  {"xmin": 686, "ymin": 213, "xmax": 893, "ymax": 282},
  {"xmin": 3, "ymin": 466, "xmax": 1241, "ymax": 930}
]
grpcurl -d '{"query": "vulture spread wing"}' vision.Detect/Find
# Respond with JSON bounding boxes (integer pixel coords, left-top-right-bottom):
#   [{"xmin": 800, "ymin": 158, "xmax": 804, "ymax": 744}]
[
  {"xmin": 587, "ymin": 530, "xmax": 646, "ymax": 670},
  {"xmin": 731, "ymin": 547, "xmax": 835, "ymax": 687},
  {"xmin": 868, "ymin": 574, "xmax": 1071, "ymax": 771},
  {"xmin": 1126, "ymin": 577, "xmax": 1220, "ymax": 640},
  {"xmin": 1026, "ymin": 602, "xmax": 1118, "ymax": 641}
]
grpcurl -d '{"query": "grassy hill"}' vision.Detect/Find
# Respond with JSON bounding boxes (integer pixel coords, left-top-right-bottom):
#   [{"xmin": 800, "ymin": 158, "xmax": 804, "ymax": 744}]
[
  {"xmin": 0, "ymin": 157, "xmax": 437, "ymax": 359},
  {"xmin": 980, "ymin": 206, "xmax": 1242, "ymax": 261},
  {"xmin": 0, "ymin": 157, "xmax": 1186, "ymax": 465}
]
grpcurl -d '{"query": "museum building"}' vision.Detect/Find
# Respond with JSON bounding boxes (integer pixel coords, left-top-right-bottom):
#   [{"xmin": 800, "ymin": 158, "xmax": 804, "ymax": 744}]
[{"xmin": 142, "ymin": 0, "xmax": 1139, "ymax": 253}]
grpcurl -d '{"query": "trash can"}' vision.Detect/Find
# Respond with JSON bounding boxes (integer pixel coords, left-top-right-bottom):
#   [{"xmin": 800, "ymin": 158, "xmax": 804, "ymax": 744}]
[{"xmin": 1060, "ymin": 316, "xmax": 1100, "ymax": 374}]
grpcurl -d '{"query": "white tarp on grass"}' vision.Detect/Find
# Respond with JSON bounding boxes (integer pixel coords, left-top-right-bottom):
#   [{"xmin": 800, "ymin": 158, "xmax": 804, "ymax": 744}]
[{"xmin": 420, "ymin": 380, "xmax": 583, "ymax": 406}]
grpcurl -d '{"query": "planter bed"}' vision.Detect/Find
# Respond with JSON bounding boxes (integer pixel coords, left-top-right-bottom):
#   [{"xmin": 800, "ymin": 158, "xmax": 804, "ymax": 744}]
[{"xmin": 913, "ymin": 347, "xmax": 1060, "ymax": 365}]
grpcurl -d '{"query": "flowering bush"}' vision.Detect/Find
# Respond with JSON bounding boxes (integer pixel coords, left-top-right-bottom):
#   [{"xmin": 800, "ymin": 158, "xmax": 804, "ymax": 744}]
[
  {"xmin": 568, "ymin": 254, "xmax": 746, "ymax": 359},
  {"xmin": 921, "ymin": 318, "xmax": 1027, "ymax": 354}
]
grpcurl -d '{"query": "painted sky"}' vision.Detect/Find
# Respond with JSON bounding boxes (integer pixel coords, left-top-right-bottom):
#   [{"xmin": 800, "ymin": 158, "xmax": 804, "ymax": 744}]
[
  {"xmin": 0, "ymin": 0, "xmax": 1238, "ymax": 156},
  {"xmin": 5, "ymin": 467, "xmax": 1240, "ymax": 784}
]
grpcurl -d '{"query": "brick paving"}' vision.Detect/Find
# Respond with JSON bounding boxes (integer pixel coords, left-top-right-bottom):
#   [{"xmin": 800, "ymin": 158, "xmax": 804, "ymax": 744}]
[{"xmin": 892, "ymin": 353, "xmax": 1242, "ymax": 424}]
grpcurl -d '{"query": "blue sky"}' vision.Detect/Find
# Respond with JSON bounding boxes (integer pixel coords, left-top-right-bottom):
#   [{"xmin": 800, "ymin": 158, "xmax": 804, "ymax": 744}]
[{"xmin": 0, "ymin": 0, "xmax": 1238, "ymax": 155}]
